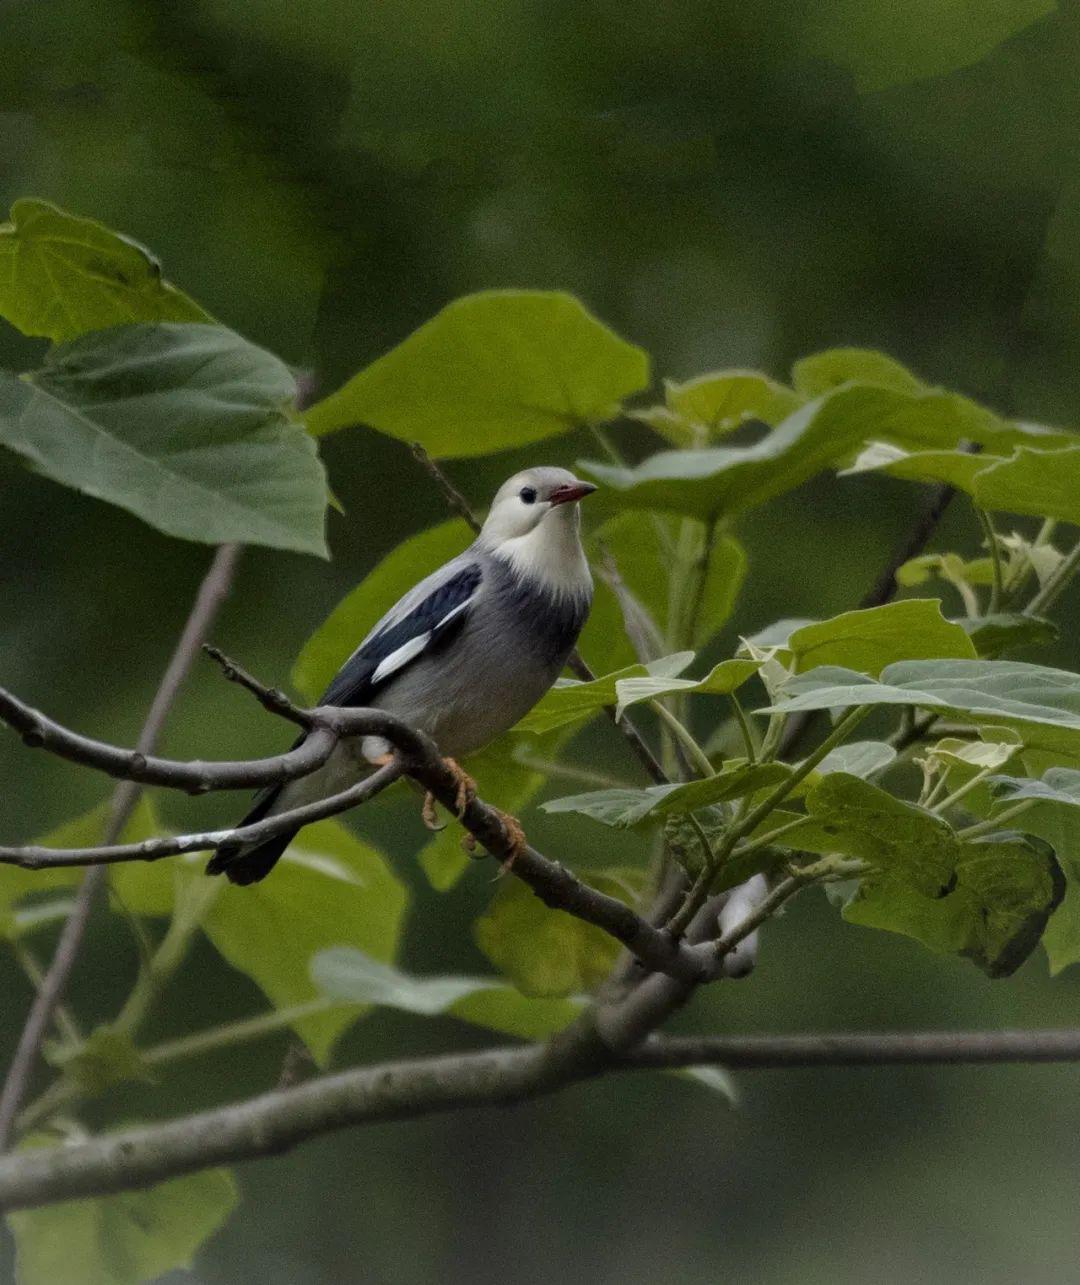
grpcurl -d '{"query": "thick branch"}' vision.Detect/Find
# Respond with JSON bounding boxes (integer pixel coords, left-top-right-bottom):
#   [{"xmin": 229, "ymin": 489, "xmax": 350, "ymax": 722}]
[{"xmin": 6, "ymin": 1025, "xmax": 1080, "ymax": 1209}]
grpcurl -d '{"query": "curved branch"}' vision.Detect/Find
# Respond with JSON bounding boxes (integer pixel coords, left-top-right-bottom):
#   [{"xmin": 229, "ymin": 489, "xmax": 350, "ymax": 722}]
[{"xmin": 5, "ymin": 1025, "xmax": 1080, "ymax": 1210}]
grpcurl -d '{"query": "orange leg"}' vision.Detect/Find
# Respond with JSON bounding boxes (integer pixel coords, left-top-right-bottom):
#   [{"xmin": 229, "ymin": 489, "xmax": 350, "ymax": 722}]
[{"xmin": 492, "ymin": 808, "xmax": 528, "ymax": 874}]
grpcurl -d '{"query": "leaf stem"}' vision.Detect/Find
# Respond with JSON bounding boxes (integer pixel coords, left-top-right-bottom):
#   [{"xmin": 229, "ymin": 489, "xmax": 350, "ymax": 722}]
[
  {"xmin": 1026, "ymin": 538, "xmax": 1080, "ymax": 616},
  {"xmin": 729, "ymin": 692, "xmax": 760, "ymax": 762},
  {"xmin": 956, "ymin": 799, "xmax": 1036, "ymax": 839},
  {"xmin": 648, "ymin": 701, "xmax": 715, "ymax": 779},
  {"xmin": 976, "ymin": 508, "xmax": 1004, "ymax": 615}
]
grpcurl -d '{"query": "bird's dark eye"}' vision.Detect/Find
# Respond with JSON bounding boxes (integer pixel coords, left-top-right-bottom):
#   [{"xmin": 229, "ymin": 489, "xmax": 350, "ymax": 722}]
[{"xmin": 519, "ymin": 486, "xmax": 537, "ymax": 504}]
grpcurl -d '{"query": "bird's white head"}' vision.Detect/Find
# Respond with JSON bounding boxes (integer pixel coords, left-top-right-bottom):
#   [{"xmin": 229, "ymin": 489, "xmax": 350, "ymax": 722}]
[{"xmin": 478, "ymin": 466, "xmax": 597, "ymax": 598}]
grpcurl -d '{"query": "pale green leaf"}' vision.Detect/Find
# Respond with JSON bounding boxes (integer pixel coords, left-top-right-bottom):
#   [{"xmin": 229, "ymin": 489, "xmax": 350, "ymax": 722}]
[
  {"xmin": 304, "ymin": 290, "xmax": 649, "ymax": 456},
  {"xmin": 614, "ymin": 657, "xmax": 759, "ymax": 718},
  {"xmin": 958, "ymin": 613, "xmax": 1059, "ymax": 657},
  {"xmin": 0, "ymin": 324, "xmax": 328, "ymax": 556},
  {"xmin": 809, "ymin": 740, "xmax": 897, "ymax": 781},
  {"xmin": 7, "ymin": 1165, "xmax": 236, "ymax": 1285},
  {"xmin": 791, "ymin": 348, "xmax": 924, "ymax": 397},
  {"xmin": 542, "ymin": 760, "xmax": 792, "ymax": 828},
  {"xmin": 44, "ymin": 1027, "xmax": 150, "ymax": 1096},
  {"xmin": 311, "ymin": 947, "xmax": 583, "ymax": 1038},
  {"xmin": 632, "ymin": 370, "xmax": 801, "ymax": 446},
  {"xmin": 515, "ymin": 651, "xmax": 694, "ymax": 734},
  {"xmin": 974, "ymin": 446, "xmax": 1080, "ymax": 527},
  {"xmin": 202, "ymin": 819, "xmax": 407, "ymax": 1064},
  {"xmin": 0, "ymin": 198, "xmax": 210, "ymax": 343},
  {"xmin": 473, "ymin": 869, "xmax": 642, "ymax": 997},
  {"xmin": 293, "ymin": 519, "xmax": 469, "ymax": 701}
]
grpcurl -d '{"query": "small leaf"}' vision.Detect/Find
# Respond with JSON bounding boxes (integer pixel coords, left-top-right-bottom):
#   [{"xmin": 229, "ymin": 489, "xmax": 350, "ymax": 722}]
[
  {"xmin": 305, "ymin": 290, "xmax": 649, "ymax": 456},
  {"xmin": 45, "ymin": 1027, "xmax": 150, "ymax": 1095},
  {"xmin": 785, "ymin": 600, "xmax": 976, "ymax": 676},
  {"xmin": 809, "ymin": 740, "xmax": 897, "ymax": 781},
  {"xmin": 958, "ymin": 613, "xmax": 1059, "ymax": 657},
  {"xmin": 614, "ymin": 657, "xmax": 759, "ymax": 718},
  {"xmin": 0, "ymin": 324, "xmax": 328, "ymax": 556},
  {"xmin": 0, "ymin": 198, "xmax": 210, "ymax": 343},
  {"xmin": 515, "ymin": 652, "xmax": 694, "ymax": 734},
  {"xmin": 311, "ymin": 947, "xmax": 583, "ymax": 1038},
  {"xmin": 202, "ymin": 819, "xmax": 407, "ymax": 1064},
  {"xmin": 677, "ymin": 1066, "xmax": 739, "ymax": 1104},
  {"xmin": 473, "ymin": 869, "xmax": 643, "ymax": 997},
  {"xmin": 6, "ymin": 1165, "xmax": 237, "ymax": 1285},
  {"xmin": 543, "ymin": 761, "xmax": 791, "ymax": 828},
  {"xmin": 632, "ymin": 370, "xmax": 801, "ymax": 446},
  {"xmin": 791, "ymin": 348, "xmax": 924, "ymax": 397},
  {"xmin": 293, "ymin": 519, "xmax": 469, "ymax": 701}
]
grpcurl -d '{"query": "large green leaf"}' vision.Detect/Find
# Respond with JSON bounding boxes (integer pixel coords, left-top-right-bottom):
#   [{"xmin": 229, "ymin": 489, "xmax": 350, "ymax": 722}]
[
  {"xmin": 958, "ymin": 613, "xmax": 1059, "ymax": 658},
  {"xmin": 473, "ymin": 868, "xmax": 642, "ymax": 997},
  {"xmin": 767, "ymin": 659, "xmax": 1080, "ymax": 766},
  {"xmin": 799, "ymin": 0, "xmax": 1055, "ymax": 94},
  {"xmin": 311, "ymin": 947, "xmax": 582, "ymax": 1037},
  {"xmin": 542, "ymin": 760, "xmax": 792, "ymax": 829},
  {"xmin": 202, "ymin": 819, "xmax": 407, "ymax": 1064},
  {"xmin": 801, "ymin": 773, "xmax": 1062, "ymax": 976},
  {"xmin": 791, "ymin": 348, "xmax": 925, "ymax": 397},
  {"xmin": 0, "ymin": 198, "xmax": 210, "ymax": 343},
  {"xmin": 6, "ymin": 1164, "xmax": 236, "ymax": 1285},
  {"xmin": 304, "ymin": 290, "xmax": 649, "ymax": 456},
  {"xmin": 514, "ymin": 651, "xmax": 694, "ymax": 734},
  {"xmin": 784, "ymin": 600, "xmax": 976, "ymax": 676},
  {"xmin": 0, "ymin": 798, "xmax": 174, "ymax": 939},
  {"xmin": 293, "ymin": 518, "xmax": 470, "ymax": 701},
  {"xmin": 580, "ymin": 384, "xmax": 954, "ymax": 520},
  {"xmin": 974, "ymin": 446, "xmax": 1080, "ymax": 527},
  {"xmin": 631, "ymin": 370, "xmax": 801, "ymax": 446},
  {"xmin": 0, "ymin": 324, "xmax": 328, "ymax": 556}
]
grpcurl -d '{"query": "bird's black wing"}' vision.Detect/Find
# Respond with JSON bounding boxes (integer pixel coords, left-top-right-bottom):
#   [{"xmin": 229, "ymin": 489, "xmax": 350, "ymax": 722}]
[{"xmin": 320, "ymin": 562, "xmax": 483, "ymax": 707}]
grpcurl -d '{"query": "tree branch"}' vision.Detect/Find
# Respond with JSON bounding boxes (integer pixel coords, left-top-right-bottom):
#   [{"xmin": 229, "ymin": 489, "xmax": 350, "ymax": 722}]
[
  {"xmin": 6, "ymin": 1024, "xmax": 1080, "ymax": 1210},
  {"xmin": 0, "ymin": 542, "xmax": 242, "ymax": 1151}
]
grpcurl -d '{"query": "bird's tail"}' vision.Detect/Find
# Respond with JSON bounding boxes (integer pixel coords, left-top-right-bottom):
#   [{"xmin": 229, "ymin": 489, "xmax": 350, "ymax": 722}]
[{"xmin": 206, "ymin": 788, "xmax": 295, "ymax": 886}]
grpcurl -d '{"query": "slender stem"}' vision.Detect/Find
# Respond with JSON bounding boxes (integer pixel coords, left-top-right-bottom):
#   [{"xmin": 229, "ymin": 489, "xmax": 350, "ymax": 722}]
[
  {"xmin": 929, "ymin": 763, "xmax": 997, "ymax": 816},
  {"xmin": 1026, "ymin": 538, "xmax": 1080, "ymax": 616},
  {"xmin": 649, "ymin": 701, "xmax": 714, "ymax": 779},
  {"xmin": 956, "ymin": 799, "xmax": 1036, "ymax": 839},
  {"xmin": 143, "ymin": 1000, "xmax": 341, "ymax": 1067},
  {"xmin": 10, "ymin": 945, "xmax": 82, "ymax": 1048},
  {"xmin": 733, "ymin": 812, "xmax": 813, "ymax": 856},
  {"xmin": 0, "ymin": 542, "xmax": 242, "ymax": 1151},
  {"xmin": 976, "ymin": 508, "xmax": 1004, "ymax": 615},
  {"xmin": 513, "ymin": 756, "xmax": 630, "ymax": 791},
  {"xmin": 729, "ymin": 693, "xmax": 759, "ymax": 762}
]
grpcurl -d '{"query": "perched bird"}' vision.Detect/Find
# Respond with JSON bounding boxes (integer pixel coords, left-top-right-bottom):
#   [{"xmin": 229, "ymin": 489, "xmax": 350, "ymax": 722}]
[{"xmin": 207, "ymin": 466, "xmax": 597, "ymax": 884}]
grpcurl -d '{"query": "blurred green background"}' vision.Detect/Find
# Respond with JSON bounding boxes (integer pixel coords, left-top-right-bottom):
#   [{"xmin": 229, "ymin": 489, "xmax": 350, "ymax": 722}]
[{"xmin": 5, "ymin": 1, "xmax": 1080, "ymax": 1281}]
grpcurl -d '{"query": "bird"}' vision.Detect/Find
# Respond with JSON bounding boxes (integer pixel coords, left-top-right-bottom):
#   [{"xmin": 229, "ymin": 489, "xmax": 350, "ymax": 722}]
[{"xmin": 207, "ymin": 466, "xmax": 597, "ymax": 885}]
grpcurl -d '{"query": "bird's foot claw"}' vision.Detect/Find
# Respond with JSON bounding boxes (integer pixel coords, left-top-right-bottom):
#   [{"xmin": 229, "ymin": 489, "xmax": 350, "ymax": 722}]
[
  {"xmin": 493, "ymin": 809, "xmax": 528, "ymax": 875},
  {"xmin": 421, "ymin": 792, "xmax": 447, "ymax": 832},
  {"xmin": 441, "ymin": 758, "xmax": 477, "ymax": 817}
]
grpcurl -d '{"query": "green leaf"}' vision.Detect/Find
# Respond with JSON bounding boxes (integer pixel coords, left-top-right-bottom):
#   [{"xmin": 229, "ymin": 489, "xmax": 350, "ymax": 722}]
[
  {"xmin": 973, "ymin": 447, "xmax": 1080, "ymax": 527},
  {"xmin": 0, "ymin": 324, "xmax": 328, "ymax": 556},
  {"xmin": 45, "ymin": 1027, "xmax": 150, "ymax": 1096},
  {"xmin": 0, "ymin": 198, "xmax": 211, "ymax": 343},
  {"xmin": 304, "ymin": 290, "xmax": 649, "ymax": 456},
  {"xmin": 6, "ymin": 1165, "xmax": 236, "ymax": 1285},
  {"xmin": 843, "ymin": 442, "xmax": 997, "ymax": 490},
  {"xmin": 614, "ymin": 657, "xmax": 760, "ymax": 718},
  {"xmin": 785, "ymin": 601, "xmax": 976, "ymax": 676},
  {"xmin": 803, "ymin": 774, "xmax": 1063, "ymax": 976},
  {"xmin": 631, "ymin": 370, "xmax": 801, "ymax": 446},
  {"xmin": 768, "ymin": 659, "xmax": 1080, "ymax": 768},
  {"xmin": 543, "ymin": 760, "xmax": 792, "ymax": 828},
  {"xmin": 473, "ymin": 869, "xmax": 642, "ymax": 997},
  {"xmin": 808, "ymin": 740, "xmax": 898, "ymax": 781},
  {"xmin": 799, "ymin": 0, "xmax": 1055, "ymax": 94},
  {"xmin": 311, "ymin": 947, "xmax": 582, "ymax": 1038},
  {"xmin": 791, "ymin": 348, "xmax": 925, "ymax": 397},
  {"xmin": 0, "ymin": 798, "xmax": 173, "ymax": 938},
  {"xmin": 958, "ymin": 613, "xmax": 1059, "ymax": 657},
  {"xmin": 585, "ymin": 513, "xmax": 746, "ymax": 661},
  {"xmin": 202, "ymin": 819, "xmax": 407, "ymax": 1064},
  {"xmin": 293, "ymin": 519, "xmax": 469, "ymax": 701},
  {"xmin": 677, "ymin": 1066, "xmax": 739, "ymax": 1104},
  {"xmin": 580, "ymin": 385, "xmax": 942, "ymax": 520},
  {"xmin": 515, "ymin": 651, "xmax": 694, "ymax": 734}
]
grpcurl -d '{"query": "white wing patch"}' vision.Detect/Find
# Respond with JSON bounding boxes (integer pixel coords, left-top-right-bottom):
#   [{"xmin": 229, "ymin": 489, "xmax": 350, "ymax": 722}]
[
  {"xmin": 371, "ymin": 632, "xmax": 432, "ymax": 684},
  {"xmin": 368, "ymin": 594, "xmax": 477, "ymax": 685}
]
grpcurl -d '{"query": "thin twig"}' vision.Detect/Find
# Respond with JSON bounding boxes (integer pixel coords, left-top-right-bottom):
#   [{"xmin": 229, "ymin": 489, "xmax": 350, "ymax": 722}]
[
  {"xmin": 0, "ymin": 543, "xmax": 242, "ymax": 1150},
  {"xmin": 409, "ymin": 443, "xmax": 482, "ymax": 533},
  {"xmin": 202, "ymin": 646, "xmax": 313, "ymax": 727}
]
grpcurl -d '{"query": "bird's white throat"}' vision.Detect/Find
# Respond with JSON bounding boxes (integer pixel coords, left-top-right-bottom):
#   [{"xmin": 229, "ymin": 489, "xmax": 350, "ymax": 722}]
[{"xmin": 488, "ymin": 507, "xmax": 592, "ymax": 600}]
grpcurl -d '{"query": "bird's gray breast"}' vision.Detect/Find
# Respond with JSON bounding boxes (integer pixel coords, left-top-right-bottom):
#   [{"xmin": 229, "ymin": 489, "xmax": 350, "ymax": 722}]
[{"xmin": 373, "ymin": 557, "xmax": 590, "ymax": 758}]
